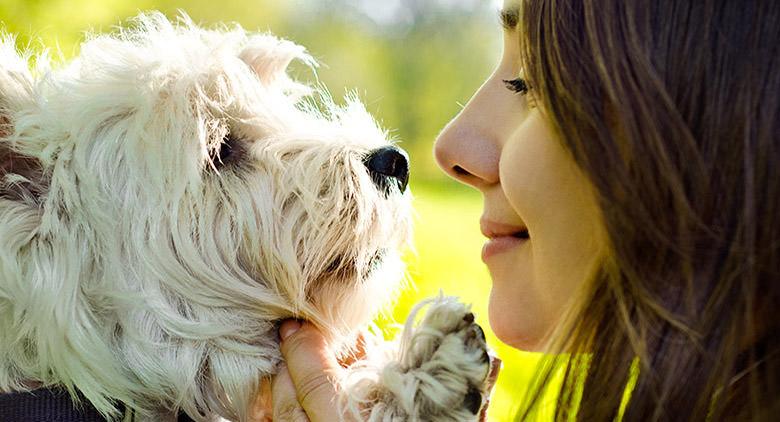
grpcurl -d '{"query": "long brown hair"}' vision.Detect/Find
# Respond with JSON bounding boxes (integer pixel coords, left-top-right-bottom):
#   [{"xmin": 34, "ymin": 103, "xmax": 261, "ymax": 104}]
[{"xmin": 514, "ymin": 0, "xmax": 779, "ymax": 420}]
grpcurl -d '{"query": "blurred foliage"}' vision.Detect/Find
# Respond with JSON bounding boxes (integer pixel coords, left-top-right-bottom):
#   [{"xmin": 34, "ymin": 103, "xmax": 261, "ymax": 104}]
[{"xmin": 0, "ymin": 1, "xmax": 542, "ymax": 420}]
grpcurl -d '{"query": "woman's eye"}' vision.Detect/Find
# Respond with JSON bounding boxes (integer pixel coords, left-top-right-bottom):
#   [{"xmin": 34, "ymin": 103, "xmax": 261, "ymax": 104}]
[{"xmin": 503, "ymin": 78, "xmax": 528, "ymax": 95}]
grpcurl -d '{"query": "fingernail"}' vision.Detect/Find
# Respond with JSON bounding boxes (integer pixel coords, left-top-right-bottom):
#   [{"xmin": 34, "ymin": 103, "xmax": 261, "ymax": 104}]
[{"xmin": 279, "ymin": 319, "xmax": 301, "ymax": 341}]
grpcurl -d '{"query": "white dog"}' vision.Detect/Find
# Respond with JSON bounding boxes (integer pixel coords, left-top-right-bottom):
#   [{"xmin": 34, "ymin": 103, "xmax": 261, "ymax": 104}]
[{"xmin": 0, "ymin": 13, "xmax": 493, "ymax": 421}]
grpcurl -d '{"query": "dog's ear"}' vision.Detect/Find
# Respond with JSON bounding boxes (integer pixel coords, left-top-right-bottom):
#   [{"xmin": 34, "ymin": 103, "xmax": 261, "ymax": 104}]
[
  {"xmin": 239, "ymin": 35, "xmax": 317, "ymax": 91},
  {"xmin": 0, "ymin": 35, "xmax": 44, "ymax": 203}
]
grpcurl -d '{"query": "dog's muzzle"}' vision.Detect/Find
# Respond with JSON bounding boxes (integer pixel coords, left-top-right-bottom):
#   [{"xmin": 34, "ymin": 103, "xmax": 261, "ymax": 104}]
[{"xmin": 363, "ymin": 146, "xmax": 410, "ymax": 195}]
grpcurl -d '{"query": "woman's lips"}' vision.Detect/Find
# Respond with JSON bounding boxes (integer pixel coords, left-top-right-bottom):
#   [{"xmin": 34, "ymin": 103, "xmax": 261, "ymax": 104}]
[
  {"xmin": 480, "ymin": 218, "xmax": 529, "ymax": 262},
  {"xmin": 482, "ymin": 235, "xmax": 528, "ymax": 261}
]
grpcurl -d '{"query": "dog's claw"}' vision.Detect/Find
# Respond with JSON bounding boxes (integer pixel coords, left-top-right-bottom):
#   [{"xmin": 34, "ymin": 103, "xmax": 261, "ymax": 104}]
[{"xmin": 464, "ymin": 387, "xmax": 482, "ymax": 415}]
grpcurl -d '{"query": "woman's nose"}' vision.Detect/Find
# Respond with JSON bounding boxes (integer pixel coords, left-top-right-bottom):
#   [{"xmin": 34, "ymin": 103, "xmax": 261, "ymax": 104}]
[{"xmin": 434, "ymin": 87, "xmax": 501, "ymax": 190}]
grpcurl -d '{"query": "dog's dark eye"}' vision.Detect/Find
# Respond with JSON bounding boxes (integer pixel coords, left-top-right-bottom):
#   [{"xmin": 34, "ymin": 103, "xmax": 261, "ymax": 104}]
[{"xmin": 211, "ymin": 132, "xmax": 243, "ymax": 168}]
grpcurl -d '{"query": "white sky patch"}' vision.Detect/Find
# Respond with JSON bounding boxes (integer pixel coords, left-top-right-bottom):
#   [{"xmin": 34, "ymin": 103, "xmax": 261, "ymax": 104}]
[
  {"xmin": 344, "ymin": 0, "xmax": 487, "ymax": 27},
  {"xmin": 356, "ymin": 0, "xmax": 412, "ymax": 26},
  {"xmin": 431, "ymin": 0, "xmax": 483, "ymax": 8}
]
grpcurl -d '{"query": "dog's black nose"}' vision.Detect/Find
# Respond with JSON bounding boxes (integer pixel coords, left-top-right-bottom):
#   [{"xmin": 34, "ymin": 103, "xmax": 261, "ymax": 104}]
[{"xmin": 363, "ymin": 146, "xmax": 410, "ymax": 194}]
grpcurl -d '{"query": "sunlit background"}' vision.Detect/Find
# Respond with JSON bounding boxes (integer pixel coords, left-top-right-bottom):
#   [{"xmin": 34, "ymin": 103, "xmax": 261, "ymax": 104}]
[{"xmin": 0, "ymin": 1, "xmax": 544, "ymax": 420}]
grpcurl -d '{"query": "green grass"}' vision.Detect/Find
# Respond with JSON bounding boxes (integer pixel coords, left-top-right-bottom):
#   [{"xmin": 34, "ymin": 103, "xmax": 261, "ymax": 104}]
[{"xmin": 377, "ymin": 182, "xmax": 548, "ymax": 421}]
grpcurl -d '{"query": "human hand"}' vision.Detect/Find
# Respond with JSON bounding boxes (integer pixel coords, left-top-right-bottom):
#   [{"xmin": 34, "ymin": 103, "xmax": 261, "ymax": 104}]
[
  {"xmin": 266, "ymin": 297, "xmax": 501, "ymax": 422},
  {"xmin": 271, "ymin": 320, "xmax": 362, "ymax": 421}
]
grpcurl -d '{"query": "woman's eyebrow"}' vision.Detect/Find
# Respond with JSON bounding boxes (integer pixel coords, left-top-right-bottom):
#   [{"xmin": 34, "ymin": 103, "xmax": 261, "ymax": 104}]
[{"xmin": 499, "ymin": 7, "xmax": 519, "ymax": 30}]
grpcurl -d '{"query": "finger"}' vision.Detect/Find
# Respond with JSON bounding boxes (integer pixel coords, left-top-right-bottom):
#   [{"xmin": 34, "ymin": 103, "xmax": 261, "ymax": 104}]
[
  {"xmin": 271, "ymin": 364, "xmax": 310, "ymax": 422},
  {"xmin": 249, "ymin": 377, "xmax": 273, "ymax": 422},
  {"xmin": 279, "ymin": 320, "xmax": 343, "ymax": 422}
]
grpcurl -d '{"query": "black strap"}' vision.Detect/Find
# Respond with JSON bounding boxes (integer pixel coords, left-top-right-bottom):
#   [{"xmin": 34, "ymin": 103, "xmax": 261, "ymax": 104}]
[
  {"xmin": 0, "ymin": 387, "xmax": 107, "ymax": 422},
  {"xmin": 0, "ymin": 388, "xmax": 197, "ymax": 422}
]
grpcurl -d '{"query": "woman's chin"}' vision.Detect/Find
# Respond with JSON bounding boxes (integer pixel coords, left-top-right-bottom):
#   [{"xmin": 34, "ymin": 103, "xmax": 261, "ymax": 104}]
[{"xmin": 488, "ymin": 290, "xmax": 549, "ymax": 352}]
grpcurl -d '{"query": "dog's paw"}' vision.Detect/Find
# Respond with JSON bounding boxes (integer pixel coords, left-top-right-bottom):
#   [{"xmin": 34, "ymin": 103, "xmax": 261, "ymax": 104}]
[{"xmin": 379, "ymin": 296, "xmax": 496, "ymax": 421}]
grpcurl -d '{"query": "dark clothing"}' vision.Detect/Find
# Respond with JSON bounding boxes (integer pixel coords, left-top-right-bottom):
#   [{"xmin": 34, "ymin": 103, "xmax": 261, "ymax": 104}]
[{"xmin": 0, "ymin": 388, "xmax": 195, "ymax": 422}]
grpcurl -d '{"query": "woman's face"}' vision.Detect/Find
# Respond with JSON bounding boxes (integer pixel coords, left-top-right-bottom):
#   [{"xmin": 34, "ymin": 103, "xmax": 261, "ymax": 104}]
[{"xmin": 434, "ymin": 1, "xmax": 604, "ymax": 351}]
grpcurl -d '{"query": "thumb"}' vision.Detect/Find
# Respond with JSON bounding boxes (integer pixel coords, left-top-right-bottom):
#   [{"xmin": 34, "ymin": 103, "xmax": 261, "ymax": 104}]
[{"xmin": 278, "ymin": 320, "xmax": 342, "ymax": 422}]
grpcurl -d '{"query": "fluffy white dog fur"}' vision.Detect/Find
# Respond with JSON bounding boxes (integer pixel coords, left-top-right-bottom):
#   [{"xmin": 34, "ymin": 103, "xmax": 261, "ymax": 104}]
[{"xmin": 0, "ymin": 13, "xmax": 491, "ymax": 421}]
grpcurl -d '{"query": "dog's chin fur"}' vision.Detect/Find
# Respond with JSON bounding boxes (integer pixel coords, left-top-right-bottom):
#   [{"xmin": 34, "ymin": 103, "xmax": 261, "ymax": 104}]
[{"xmin": 0, "ymin": 13, "xmax": 411, "ymax": 421}]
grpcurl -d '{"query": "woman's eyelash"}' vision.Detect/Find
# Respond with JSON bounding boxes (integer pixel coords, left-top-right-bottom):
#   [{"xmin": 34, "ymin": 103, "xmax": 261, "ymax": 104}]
[{"xmin": 503, "ymin": 78, "xmax": 528, "ymax": 94}]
